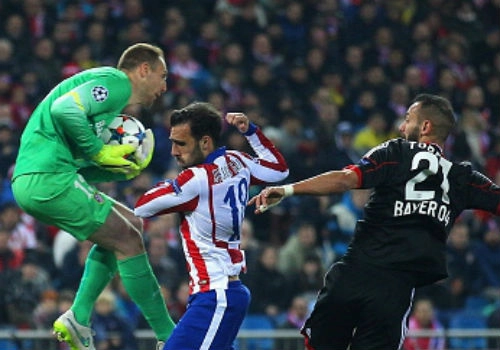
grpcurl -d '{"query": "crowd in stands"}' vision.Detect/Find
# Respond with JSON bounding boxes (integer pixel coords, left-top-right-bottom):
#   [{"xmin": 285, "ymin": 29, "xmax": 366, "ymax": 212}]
[{"xmin": 0, "ymin": 0, "xmax": 499, "ymax": 349}]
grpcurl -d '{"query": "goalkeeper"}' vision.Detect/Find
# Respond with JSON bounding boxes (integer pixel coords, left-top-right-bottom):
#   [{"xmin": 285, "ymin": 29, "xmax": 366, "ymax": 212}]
[{"xmin": 11, "ymin": 43, "xmax": 175, "ymax": 350}]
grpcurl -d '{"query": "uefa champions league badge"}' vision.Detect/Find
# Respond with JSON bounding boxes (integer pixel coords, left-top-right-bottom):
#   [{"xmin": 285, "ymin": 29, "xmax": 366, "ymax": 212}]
[
  {"xmin": 93, "ymin": 192, "xmax": 104, "ymax": 203},
  {"xmin": 91, "ymin": 85, "xmax": 109, "ymax": 102}
]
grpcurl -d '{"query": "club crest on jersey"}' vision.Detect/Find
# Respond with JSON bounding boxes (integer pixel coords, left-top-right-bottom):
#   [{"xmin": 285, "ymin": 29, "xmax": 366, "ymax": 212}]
[
  {"xmin": 165, "ymin": 179, "xmax": 182, "ymax": 194},
  {"xmin": 93, "ymin": 192, "xmax": 104, "ymax": 203},
  {"xmin": 91, "ymin": 86, "xmax": 109, "ymax": 102}
]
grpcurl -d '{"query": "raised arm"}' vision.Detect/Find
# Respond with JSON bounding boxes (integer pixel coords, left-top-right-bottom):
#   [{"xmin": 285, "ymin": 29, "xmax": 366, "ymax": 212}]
[{"xmin": 226, "ymin": 112, "xmax": 289, "ymax": 183}]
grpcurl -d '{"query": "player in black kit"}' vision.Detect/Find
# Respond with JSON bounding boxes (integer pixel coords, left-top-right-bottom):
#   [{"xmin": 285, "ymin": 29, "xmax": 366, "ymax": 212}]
[{"xmin": 249, "ymin": 93, "xmax": 500, "ymax": 350}]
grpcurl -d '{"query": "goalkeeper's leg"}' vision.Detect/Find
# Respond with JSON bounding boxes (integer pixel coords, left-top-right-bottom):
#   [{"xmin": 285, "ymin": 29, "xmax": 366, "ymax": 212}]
[{"xmin": 84, "ymin": 199, "xmax": 176, "ymax": 342}]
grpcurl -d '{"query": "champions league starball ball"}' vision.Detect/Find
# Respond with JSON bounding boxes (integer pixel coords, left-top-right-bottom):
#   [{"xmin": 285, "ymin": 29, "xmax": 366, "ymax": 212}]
[{"xmin": 100, "ymin": 114, "xmax": 146, "ymax": 161}]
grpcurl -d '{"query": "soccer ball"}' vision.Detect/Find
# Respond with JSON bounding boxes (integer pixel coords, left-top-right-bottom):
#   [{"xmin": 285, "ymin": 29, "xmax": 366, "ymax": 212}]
[{"xmin": 100, "ymin": 114, "xmax": 146, "ymax": 160}]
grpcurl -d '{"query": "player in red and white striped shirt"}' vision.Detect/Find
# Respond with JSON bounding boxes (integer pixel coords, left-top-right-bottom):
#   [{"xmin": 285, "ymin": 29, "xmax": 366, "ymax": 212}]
[{"xmin": 134, "ymin": 102, "xmax": 289, "ymax": 350}]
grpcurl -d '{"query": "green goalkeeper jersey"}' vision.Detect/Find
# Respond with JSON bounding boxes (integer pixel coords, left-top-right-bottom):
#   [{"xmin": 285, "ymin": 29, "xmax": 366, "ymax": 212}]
[{"xmin": 13, "ymin": 67, "xmax": 132, "ymax": 182}]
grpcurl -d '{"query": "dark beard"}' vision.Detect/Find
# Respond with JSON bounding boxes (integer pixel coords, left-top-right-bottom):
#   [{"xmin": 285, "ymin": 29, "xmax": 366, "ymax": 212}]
[
  {"xmin": 181, "ymin": 145, "xmax": 206, "ymax": 169},
  {"xmin": 406, "ymin": 129, "xmax": 420, "ymax": 142}
]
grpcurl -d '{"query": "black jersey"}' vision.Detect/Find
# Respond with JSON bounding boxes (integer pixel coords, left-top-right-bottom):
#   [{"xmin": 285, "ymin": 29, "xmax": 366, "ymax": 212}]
[{"xmin": 343, "ymin": 138, "xmax": 500, "ymax": 286}]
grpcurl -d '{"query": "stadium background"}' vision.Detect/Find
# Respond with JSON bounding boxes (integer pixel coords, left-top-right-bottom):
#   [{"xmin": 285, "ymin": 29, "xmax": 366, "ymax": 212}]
[{"xmin": 0, "ymin": 0, "xmax": 499, "ymax": 349}]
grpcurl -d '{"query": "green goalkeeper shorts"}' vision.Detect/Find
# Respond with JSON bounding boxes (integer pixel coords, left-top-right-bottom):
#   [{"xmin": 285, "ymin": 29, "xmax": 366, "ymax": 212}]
[{"xmin": 12, "ymin": 172, "xmax": 114, "ymax": 241}]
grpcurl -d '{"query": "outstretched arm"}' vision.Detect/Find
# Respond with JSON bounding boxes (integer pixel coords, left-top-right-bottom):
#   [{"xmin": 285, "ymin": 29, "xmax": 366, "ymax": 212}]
[{"xmin": 248, "ymin": 168, "xmax": 359, "ymax": 213}]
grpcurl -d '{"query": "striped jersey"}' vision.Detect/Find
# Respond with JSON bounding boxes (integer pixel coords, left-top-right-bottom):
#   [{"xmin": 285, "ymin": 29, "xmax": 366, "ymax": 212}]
[{"xmin": 134, "ymin": 125, "xmax": 288, "ymax": 294}]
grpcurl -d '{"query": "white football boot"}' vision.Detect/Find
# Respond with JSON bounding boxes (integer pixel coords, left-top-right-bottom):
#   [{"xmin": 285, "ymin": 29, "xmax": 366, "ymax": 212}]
[{"xmin": 53, "ymin": 310, "xmax": 95, "ymax": 350}]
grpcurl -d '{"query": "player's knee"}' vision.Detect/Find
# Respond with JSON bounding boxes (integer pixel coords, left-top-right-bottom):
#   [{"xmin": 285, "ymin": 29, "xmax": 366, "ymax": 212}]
[
  {"xmin": 119, "ymin": 227, "xmax": 146, "ymax": 255},
  {"xmin": 128, "ymin": 215, "xmax": 143, "ymax": 233}
]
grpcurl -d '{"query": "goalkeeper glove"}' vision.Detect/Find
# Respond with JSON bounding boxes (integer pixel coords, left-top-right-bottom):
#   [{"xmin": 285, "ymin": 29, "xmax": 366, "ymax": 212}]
[
  {"xmin": 134, "ymin": 129, "xmax": 155, "ymax": 170},
  {"xmin": 92, "ymin": 144, "xmax": 140, "ymax": 174}
]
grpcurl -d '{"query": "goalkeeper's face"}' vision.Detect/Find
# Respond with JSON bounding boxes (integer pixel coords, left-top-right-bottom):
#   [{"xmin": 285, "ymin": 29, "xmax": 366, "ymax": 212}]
[
  {"xmin": 140, "ymin": 57, "xmax": 168, "ymax": 108},
  {"xmin": 170, "ymin": 123, "xmax": 207, "ymax": 169}
]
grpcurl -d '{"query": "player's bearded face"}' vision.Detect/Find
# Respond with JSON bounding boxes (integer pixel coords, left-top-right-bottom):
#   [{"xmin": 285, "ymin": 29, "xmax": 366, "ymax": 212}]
[
  {"xmin": 401, "ymin": 102, "xmax": 421, "ymax": 141},
  {"xmin": 406, "ymin": 126, "xmax": 420, "ymax": 142},
  {"xmin": 170, "ymin": 124, "xmax": 206, "ymax": 169},
  {"xmin": 180, "ymin": 143, "xmax": 205, "ymax": 169}
]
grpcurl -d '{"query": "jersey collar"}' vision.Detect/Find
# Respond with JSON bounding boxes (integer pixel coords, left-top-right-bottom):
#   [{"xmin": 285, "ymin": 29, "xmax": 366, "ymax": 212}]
[{"xmin": 204, "ymin": 146, "xmax": 226, "ymax": 164}]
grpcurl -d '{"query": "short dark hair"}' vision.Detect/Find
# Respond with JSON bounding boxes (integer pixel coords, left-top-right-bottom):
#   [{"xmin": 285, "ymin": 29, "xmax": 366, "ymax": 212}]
[
  {"xmin": 170, "ymin": 102, "xmax": 222, "ymax": 145},
  {"xmin": 412, "ymin": 93, "xmax": 456, "ymax": 140},
  {"xmin": 117, "ymin": 43, "xmax": 165, "ymax": 71}
]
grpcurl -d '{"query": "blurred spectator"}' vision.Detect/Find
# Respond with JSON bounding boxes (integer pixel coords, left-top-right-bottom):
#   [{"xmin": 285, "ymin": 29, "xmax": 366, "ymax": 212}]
[
  {"xmin": 0, "ymin": 202, "xmax": 37, "ymax": 253},
  {"xmin": 344, "ymin": 88, "xmax": 378, "ymax": 130},
  {"xmin": 167, "ymin": 280, "xmax": 189, "ymax": 323},
  {"xmin": 325, "ymin": 189, "xmax": 370, "ymax": 258},
  {"xmin": 84, "ymin": 21, "xmax": 114, "ymax": 64},
  {"xmin": 239, "ymin": 217, "xmax": 261, "ymax": 272},
  {"xmin": 21, "ymin": 0, "xmax": 56, "ymax": 40},
  {"xmin": 58, "ymin": 240, "xmax": 93, "ymax": 292},
  {"xmin": 342, "ymin": 1, "xmax": 381, "ymax": 49},
  {"xmin": 159, "ymin": 7, "xmax": 189, "ymax": 55},
  {"xmin": 362, "ymin": 64, "xmax": 391, "ymax": 104},
  {"xmin": 9, "ymin": 84, "xmax": 34, "ymax": 132},
  {"xmin": 386, "ymin": 83, "xmax": 410, "ymax": 126},
  {"xmin": 385, "ymin": 47, "xmax": 408, "ymax": 83},
  {"xmin": 0, "ymin": 227, "xmax": 23, "ymax": 273},
  {"xmin": 4, "ymin": 255, "xmax": 51, "ymax": 329},
  {"xmin": 218, "ymin": 66, "xmax": 244, "ymax": 109},
  {"xmin": 247, "ymin": 63, "xmax": 280, "ymax": 120},
  {"xmin": 110, "ymin": 276, "xmax": 142, "ymax": 331},
  {"xmin": 146, "ymin": 234, "xmax": 180, "ymax": 290},
  {"xmin": 51, "ymin": 230, "xmax": 78, "ymax": 272},
  {"xmin": 32, "ymin": 289, "xmax": 59, "ymax": 329},
  {"xmin": 419, "ymin": 221, "xmax": 480, "ymax": 318},
  {"xmin": 403, "ymin": 64, "xmax": 426, "ymax": 97},
  {"xmin": 431, "ymin": 67, "xmax": 465, "ymax": 110},
  {"xmin": 483, "ymin": 74, "xmax": 500, "ymax": 128},
  {"xmin": 242, "ymin": 246, "xmax": 291, "ymax": 318},
  {"xmin": 411, "ymin": 41, "xmax": 438, "ymax": 89},
  {"xmin": 439, "ymin": 40, "xmax": 477, "ymax": 92},
  {"xmin": 51, "ymin": 20, "xmax": 77, "ymax": 63},
  {"xmin": 319, "ymin": 68, "xmax": 345, "ymax": 110},
  {"xmin": 364, "ymin": 26, "xmax": 397, "ymax": 68},
  {"xmin": 445, "ymin": 221, "xmax": 479, "ymax": 308},
  {"xmin": 316, "ymin": 121, "xmax": 360, "ymax": 174},
  {"xmin": 193, "ymin": 20, "xmax": 222, "ymax": 69},
  {"xmin": 248, "ymin": 32, "xmax": 284, "ymax": 75},
  {"xmin": 28, "ymin": 37, "xmax": 62, "ymax": 95},
  {"xmin": 92, "ymin": 289, "xmax": 138, "ymax": 350},
  {"xmin": 450, "ymin": 107, "xmax": 493, "ymax": 171},
  {"xmin": 311, "ymin": 93, "xmax": 339, "ymax": 150},
  {"xmin": 474, "ymin": 219, "xmax": 500, "ymax": 300},
  {"xmin": 0, "ymin": 122, "xmax": 18, "ymax": 178},
  {"xmin": 403, "ymin": 298, "xmax": 445, "ymax": 350},
  {"xmin": 353, "ymin": 111, "xmax": 389, "ymax": 155},
  {"xmin": 288, "ymin": 254, "xmax": 324, "ymax": 304},
  {"xmin": 274, "ymin": 295, "xmax": 310, "ymax": 350},
  {"xmin": 278, "ymin": 221, "xmax": 322, "ymax": 278},
  {"xmin": 2, "ymin": 14, "xmax": 31, "ymax": 66},
  {"xmin": 284, "ymin": 60, "xmax": 316, "ymax": 116},
  {"xmin": 0, "ymin": 39, "xmax": 15, "ymax": 73},
  {"xmin": 214, "ymin": 41, "xmax": 247, "ymax": 78},
  {"xmin": 341, "ymin": 44, "xmax": 365, "ymax": 92},
  {"xmin": 169, "ymin": 41, "xmax": 214, "ymax": 98}
]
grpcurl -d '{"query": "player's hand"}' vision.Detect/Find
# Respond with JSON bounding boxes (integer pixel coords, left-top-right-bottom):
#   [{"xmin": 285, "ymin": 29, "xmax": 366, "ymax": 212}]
[
  {"xmin": 135, "ymin": 129, "xmax": 155, "ymax": 170},
  {"xmin": 248, "ymin": 185, "xmax": 293, "ymax": 214},
  {"xmin": 92, "ymin": 144, "xmax": 140, "ymax": 174},
  {"xmin": 125, "ymin": 167, "xmax": 141, "ymax": 180},
  {"xmin": 225, "ymin": 113, "xmax": 249, "ymax": 133}
]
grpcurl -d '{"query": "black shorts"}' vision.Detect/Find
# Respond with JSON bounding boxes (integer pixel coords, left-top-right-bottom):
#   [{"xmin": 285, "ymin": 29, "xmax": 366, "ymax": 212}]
[{"xmin": 301, "ymin": 260, "xmax": 415, "ymax": 350}]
